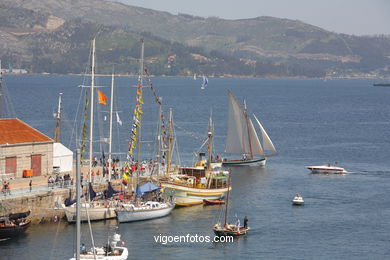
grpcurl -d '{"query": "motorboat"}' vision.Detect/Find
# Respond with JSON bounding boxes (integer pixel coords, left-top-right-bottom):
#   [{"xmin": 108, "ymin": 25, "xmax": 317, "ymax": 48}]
[
  {"xmin": 305, "ymin": 164, "xmax": 347, "ymax": 174},
  {"xmin": 292, "ymin": 194, "xmax": 304, "ymax": 205}
]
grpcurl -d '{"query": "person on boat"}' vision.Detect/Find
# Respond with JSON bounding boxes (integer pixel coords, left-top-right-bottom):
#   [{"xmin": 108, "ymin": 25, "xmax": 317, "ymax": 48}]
[
  {"xmin": 244, "ymin": 216, "xmax": 248, "ymax": 229},
  {"xmin": 80, "ymin": 243, "xmax": 87, "ymax": 254},
  {"xmin": 242, "ymin": 154, "xmax": 247, "ymax": 161}
]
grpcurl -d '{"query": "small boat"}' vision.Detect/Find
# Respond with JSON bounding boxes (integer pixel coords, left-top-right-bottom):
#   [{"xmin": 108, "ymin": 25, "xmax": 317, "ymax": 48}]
[
  {"xmin": 203, "ymin": 199, "xmax": 225, "ymax": 205},
  {"xmin": 292, "ymin": 194, "xmax": 304, "ymax": 205},
  {"xmin": 306, "ymin": 164, "xmax": 347, "ymax": 174},
  {"xmin": 373, "ymin": 83, "xmax": 390, "ymax": 87},
  {"xmin": 70, "ymin": 147, "xmax": 128, "ymax": 260},
  {"xmin": 212, "ymin": 175, "xmax": 249, "ymax": 237},
  {"xmin": 201, "ymin": 75, "xmax": 208, "ymax": 89},
  {"xmin": 222, "ymin": 90, "xmax": 277, "ymax": 167},
  {"xmin": 0, "ymin": 210, "xmax": 31, "ymax": 239}
]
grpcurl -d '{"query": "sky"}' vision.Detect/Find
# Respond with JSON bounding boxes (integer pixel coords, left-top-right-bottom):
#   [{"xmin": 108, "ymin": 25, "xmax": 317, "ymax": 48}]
[{"xmin": 114, "ymin": 0, "xmax": 390, "ymax": 36}]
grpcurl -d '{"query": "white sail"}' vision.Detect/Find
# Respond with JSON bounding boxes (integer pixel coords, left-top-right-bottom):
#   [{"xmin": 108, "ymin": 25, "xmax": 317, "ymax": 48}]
[
  {"xmin": 225, "ymin": 90, "xmax": 264, "ymax": 156},
  {"xmin": 248, "ymin": 117, "xmax": 265, "ymax": 156},
  {"xmin": 253, "ymin": 114, "xmax": 277, "ymax": 154}
]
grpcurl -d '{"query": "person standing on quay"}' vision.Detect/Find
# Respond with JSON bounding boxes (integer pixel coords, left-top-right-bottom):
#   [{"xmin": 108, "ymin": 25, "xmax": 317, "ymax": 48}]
[{"xmin": 29, "ymin": 180, "xmax": 32, "ymax": 192}]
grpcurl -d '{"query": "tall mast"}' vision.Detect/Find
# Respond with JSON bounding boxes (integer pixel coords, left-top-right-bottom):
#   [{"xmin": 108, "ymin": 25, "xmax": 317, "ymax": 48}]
[
  {"xmin": 243, "ymin": 99, "xmax": 253, "ymax": 159},
  {"xmin": 136, "ymin": 39, "xmax": 144, "ymax": 163},
  {"xmin": 88, "ymin": 38, "xmax": 96, "ymax": 182},
  {"xmin": 108, "ymin": 72, "xmax": 114, "ymax": 181},
  {"xmin": 166, "ymin": 108, "xmax": 173, "ymax": 176},
  {"xmin": 0, "ymin": 59, "xmax": 4, "ymax": 118},
  {"xmin": 53, "ymin": 93, "xmax": 62, "ymax": 142},
  {"xmin": 207, "ymin": 114, "xmax": 213, "ymax": 171},
  {"xmin": 75, "ymin": 149, "xmax": 81, "ymax": 260},
  {"xmin": 224, "ymin": 173, "xmax": 231, "ymax": 227}
]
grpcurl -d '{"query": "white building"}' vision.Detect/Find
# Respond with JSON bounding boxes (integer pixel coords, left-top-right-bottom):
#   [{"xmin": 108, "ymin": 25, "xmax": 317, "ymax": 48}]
[{"xmin": 53, "ymin": 142, "xmax": 73, "ymax": 173}]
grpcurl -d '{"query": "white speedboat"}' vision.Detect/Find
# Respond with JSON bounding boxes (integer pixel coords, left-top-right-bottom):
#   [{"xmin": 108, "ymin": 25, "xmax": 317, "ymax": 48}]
[
  {"xmin": 116, "ymin": 201, "xmax": 174, "ymax": 222},
  {"xmin": 292, "ymin": 194, "xmax": 304, "ymax": 205},
  {"xmin": 305, "ymin": 164, "xmax": 347, "ymax": 174}
]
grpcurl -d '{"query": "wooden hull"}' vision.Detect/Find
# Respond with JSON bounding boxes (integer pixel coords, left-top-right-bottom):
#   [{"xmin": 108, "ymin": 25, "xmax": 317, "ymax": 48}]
[
  {"xmin": 212, "ymin": 224, "xmax": 249, "ymax": 237},
  {"xmin": 116, "ymin": 204, "xmax": 174, "ymax": 223},
  {"xmin": 222, "ymin": 158, "xmax": 266, "ymax": 167},
  {"xmin": 203, "ymin": 199, "xmax": 225, "ymax": 205},
  {"xmin": 161, "ymin": 183, "xmax": 229, "ymax": 206},
  {"xmin": 0, "ymin": 220, "xmax": 31, "ymax": 239}
]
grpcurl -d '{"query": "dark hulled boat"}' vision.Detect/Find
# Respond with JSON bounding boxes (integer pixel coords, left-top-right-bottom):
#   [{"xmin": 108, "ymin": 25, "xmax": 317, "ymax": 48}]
[{"xmin": 0, "ymin": 211, "xmax": 31, "ymax": 239}]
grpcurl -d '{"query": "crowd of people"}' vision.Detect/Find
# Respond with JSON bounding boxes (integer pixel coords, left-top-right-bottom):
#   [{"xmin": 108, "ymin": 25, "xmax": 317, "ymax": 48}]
[{"xmin": 48, "ymin": 173, "xmax": 73, "ymax": 188}]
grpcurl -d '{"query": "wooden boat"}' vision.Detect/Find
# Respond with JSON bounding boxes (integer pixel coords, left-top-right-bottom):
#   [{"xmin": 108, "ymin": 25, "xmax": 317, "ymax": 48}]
[
  {"xmin": 222, "ymin": 90, "xmax": 277, "ymax": 167},
  {"xmin": 212, "ymin": 175, "xmax": 249, "ymax": 237},
  {"xmin": 161, "ymin": 115, "xmax": 230, "ymax": 206},
  {"xmin": 203, "ymin": 199, "xmax": 225, "ymax": 205},
  {"xmin": 0, "ymin": 210, "xmax": 31, "ymax": 239}
]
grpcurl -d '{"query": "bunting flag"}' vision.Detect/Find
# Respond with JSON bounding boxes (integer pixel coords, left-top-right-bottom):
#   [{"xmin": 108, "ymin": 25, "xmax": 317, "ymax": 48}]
[
  {"xmin": 123, "ymin": 172, "xmax": 130, "ymax": 181},
  {"xmin": 98, "ymin": 90, "xmax": 108, "ymax": 106}
]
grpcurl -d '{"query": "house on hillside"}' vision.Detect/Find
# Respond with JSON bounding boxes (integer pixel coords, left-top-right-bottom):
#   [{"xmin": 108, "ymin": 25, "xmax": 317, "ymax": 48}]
[{"xmin": 0, "ymin": 118, "xmax": 53, "ymax": 179}]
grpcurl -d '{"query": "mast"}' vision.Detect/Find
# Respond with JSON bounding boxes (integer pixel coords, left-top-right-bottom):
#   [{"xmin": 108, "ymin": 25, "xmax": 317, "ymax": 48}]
[
  {"xmin": 88, "ymin": 38, "xmax": 96, "ymax": 183},
  {"xmin": 224, "ymin": 173, "xmax": 231, "ymax": 227},
  {"xmin": 108, "ymin": 72, "xmax": 114, "ymax": 181},
  {"xmin": 136, "ymin": 39, "xmax": 144, "ymax": 163},
  {"xmin": 75, "ymin": 149, "xmax": 81, "ymax": 260},
  {"xmin": 207, "ymin": 114, "xmax": 213, "ymax": 171},
  {"xmin": 243, "ymin": 99, "xmax": 253, "ymax": 159},
  {"xmin": 0, "ymin": 60, "xmax": 4, "ymax": 118},
  {"xmin": 53, "ymin": 93, "xmax": 62, "ymax": 142},
  {"xmin": 166, "ymin": 108, "xmax": 173, "ymax": 176}
]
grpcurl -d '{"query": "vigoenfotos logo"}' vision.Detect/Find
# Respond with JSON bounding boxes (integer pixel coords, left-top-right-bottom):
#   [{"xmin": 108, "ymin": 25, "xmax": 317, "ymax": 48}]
[{"xmin": 154, "ymin": 233, "xmax": 234, "ymax": 244}]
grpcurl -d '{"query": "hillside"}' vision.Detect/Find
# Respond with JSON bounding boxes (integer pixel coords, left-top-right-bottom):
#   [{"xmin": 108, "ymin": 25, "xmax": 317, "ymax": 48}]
[{"xmin": 1, "ymin": 0, "xmax": 390, "ymax": 77}]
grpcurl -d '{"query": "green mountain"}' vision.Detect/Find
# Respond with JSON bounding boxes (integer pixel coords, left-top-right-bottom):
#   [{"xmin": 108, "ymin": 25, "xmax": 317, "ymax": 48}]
[{"xmin": 1, "ymin": 0, "xmax": 390, "ymax": 77}]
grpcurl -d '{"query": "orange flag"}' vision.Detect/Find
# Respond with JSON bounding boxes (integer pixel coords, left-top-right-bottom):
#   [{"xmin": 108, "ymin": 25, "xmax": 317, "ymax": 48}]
[{"xmin": 98, "ymin": 90, "xmax": 108, "ymax": 106}]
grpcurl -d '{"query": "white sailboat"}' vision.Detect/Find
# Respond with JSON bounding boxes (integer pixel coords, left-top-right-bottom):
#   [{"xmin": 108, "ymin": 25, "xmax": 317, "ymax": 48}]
[
  {"xmin": 201, "ymin": 75, "xmax": 208, "ymax": 89},
  {"xmin": 70, "ymin": 149, "xmax": 128, "ymax": 260},
  {"xmin": 115, "ymin": 39, "xmax": 174, "ymax": 222},
  {"xmin": 222, "ymin": 90, "xmax": 277, "ymax": 167},
  {"xmin": 63, "ymin": 38, "xmax": 117, "ymax": 222}
]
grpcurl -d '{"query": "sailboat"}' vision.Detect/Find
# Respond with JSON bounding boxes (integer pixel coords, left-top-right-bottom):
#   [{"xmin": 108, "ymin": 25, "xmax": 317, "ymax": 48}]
[
  {"xmin": 201, "ymin": 76, "xmax": 208, "ymax": 89},
  {"xmin": 161, "ymin": 114, "xmax": 230, "ymax": 206},
  {"xmin": 222, "ymin": 90, "xmax": 277, "ymax": 167},
  {"xmin": 212, "ymin": 174, "xmax": 249, "ymax": 236},
  {"xmin": 70, "ymin": 149, "xmax": 128, "ymax": 260},
  {"xmin": 115, "ymin": 39, "xmax": 174, "ymax": 222},
  {"xmin": 63, "ymin": 38, "xmax": 118, "ymax": 222}
]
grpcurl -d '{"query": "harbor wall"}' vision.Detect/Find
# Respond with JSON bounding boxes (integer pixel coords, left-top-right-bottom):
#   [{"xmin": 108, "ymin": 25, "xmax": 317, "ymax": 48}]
[{"xmin": 0, "ymin": 182, "xmax": 122, "ymax": 224}]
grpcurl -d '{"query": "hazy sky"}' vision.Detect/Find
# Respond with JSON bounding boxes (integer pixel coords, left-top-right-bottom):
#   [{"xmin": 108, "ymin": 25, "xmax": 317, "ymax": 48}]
[{"xmin": 114, "ymin": 0, "xmax": 390, "ymax": 35}]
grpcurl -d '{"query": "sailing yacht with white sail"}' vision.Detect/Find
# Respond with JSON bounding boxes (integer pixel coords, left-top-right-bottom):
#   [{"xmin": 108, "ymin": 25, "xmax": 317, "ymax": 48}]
[
  {"xmin": 115, "ymin": 39, "xmax": 174, "ymax": 222},
  {"xmin": 222, "ymin": 90, "xmax": 277, "ymax": 167}
]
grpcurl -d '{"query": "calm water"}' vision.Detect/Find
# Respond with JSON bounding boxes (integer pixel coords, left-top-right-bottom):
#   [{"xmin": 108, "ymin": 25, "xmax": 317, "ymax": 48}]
[{"xmin": 1, "ymin": 76, "xmax": 390, "ymax": 259}]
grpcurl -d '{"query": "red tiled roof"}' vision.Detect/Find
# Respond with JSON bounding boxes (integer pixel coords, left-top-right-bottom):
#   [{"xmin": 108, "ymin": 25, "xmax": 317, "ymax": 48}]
[{"xmin": 0, "ymin": 118, "xmax": 53, "ymax": 145}]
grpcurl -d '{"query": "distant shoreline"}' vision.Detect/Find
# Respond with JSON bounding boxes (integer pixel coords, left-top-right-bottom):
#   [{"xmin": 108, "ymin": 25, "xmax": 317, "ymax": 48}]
[{"xmin": 4, "ymin": 73, "xmax": 386, "ymax": 80}]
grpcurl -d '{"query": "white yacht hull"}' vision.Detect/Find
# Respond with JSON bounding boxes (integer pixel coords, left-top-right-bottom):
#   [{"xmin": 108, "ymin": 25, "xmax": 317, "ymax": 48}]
[
  {"xmin": 116, "ymin": 204, "xmax": 174, "ymax": 222},
  {"xmin": 306, "ymin": 165, "xmax": 347, "ymax": 174},
  {"xmin": 63, "ymin": 205, "xmax": 117, "ymax": 223},
  {"xmin": 70, "ymin": 247, "xmax": 128, "ymax": 260},
  {"xmin": 161, "ymin": 183, "xmax": 229, "ymax": 206}
]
